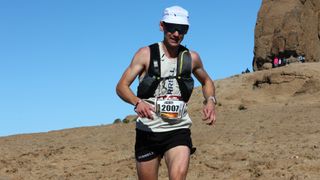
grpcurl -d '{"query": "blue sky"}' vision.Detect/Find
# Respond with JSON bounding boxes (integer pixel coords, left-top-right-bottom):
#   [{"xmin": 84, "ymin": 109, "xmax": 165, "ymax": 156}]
[{"xmin": 0, "ymin": 0, "xmax": 262, "ymax": 137}]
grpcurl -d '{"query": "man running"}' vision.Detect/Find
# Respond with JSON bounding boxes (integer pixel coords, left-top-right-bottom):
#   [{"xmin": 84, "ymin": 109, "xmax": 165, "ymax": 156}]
[{"xmin": 116, "ymin": 6, "xmax": 216, "ymax": 180}]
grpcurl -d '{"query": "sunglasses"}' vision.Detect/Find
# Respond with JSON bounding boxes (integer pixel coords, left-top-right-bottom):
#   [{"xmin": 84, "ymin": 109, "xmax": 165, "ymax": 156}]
[{"xmin": 163, "ymin": 22, "xmax": 189, "ymax": 35}]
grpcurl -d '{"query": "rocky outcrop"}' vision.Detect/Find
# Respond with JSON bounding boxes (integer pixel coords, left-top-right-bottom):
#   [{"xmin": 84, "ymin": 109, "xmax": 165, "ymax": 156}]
[{"xmin": 253, "ymin": 0, "xmax": 320, "ymax": 71}]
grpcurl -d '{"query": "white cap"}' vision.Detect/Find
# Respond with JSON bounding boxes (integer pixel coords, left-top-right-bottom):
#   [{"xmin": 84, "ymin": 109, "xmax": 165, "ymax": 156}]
[{"xmin": 161, "ymin": 6, "xmax": 189, "ymax": 25}]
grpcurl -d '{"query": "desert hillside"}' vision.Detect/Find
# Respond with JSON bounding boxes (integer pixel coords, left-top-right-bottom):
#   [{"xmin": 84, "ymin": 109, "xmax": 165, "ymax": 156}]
[{"xmin": 1, "ymin": 62, "xmax": 320, "ymax": 180}]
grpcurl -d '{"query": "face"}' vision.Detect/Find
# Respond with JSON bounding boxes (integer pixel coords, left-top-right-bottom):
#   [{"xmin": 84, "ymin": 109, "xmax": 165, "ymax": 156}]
[{"xmin": 161, "ymin": 22, "xmax": 189, "ymax": 47}]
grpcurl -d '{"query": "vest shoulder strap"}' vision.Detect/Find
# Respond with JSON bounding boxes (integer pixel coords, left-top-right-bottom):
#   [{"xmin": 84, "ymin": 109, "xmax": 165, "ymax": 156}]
[
  {"xmin": 148, "ymin": 43, "xmax": 161, "ymax": 78},
  {"xmin": 148, "ymin": 43, "xmax": 191, "ymax": 79},
  {"xmin": 177, "ymin": 45, "xmax": 192, "ymax": 77}
]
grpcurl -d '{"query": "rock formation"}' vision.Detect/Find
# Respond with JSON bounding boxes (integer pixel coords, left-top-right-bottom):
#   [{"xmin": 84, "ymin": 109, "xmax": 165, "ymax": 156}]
[{"xmin": 253, "ymin": 0, "xmax": 320, "ymax": 71}]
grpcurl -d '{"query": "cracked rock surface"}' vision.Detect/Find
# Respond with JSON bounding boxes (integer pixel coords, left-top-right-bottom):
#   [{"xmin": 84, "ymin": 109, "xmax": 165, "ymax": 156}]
[{"xmin": 253, "ymin": 0, "xmax": 320, "ymax": 70}]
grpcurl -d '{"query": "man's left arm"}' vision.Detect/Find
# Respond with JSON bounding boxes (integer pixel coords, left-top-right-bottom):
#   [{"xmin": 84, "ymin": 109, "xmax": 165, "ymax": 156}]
[{"xmin": 191, "ymin": 51, "xmax": 217, "ymax": 126}]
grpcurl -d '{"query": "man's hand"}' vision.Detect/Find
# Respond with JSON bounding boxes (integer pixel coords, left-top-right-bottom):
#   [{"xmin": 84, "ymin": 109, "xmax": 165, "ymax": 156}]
[
  {"xmin": 202, "ymin": 100, "xmax": 216, "ymax": 126},
  {"xmin": 134, "ymin": 100, "xmax": 155, "ymax": 120}
]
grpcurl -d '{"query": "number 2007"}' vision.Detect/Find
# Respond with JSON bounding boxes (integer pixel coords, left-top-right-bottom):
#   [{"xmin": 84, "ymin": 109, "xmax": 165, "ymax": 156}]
[{"xmin": 161, "ymin": 105, "xmax": 179, "ymax": 112}]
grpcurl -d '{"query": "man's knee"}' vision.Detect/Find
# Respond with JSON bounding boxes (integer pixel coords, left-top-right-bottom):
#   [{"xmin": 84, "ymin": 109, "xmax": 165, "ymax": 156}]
[{"xmin": 169, "ymin": 167, "xmax": 188, "ymax": 180}]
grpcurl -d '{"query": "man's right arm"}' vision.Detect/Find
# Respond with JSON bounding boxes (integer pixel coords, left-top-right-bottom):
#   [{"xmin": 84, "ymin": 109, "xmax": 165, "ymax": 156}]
[{"xmin": 116, "ymin": 47, "xmax": 154, "ymax": 119}]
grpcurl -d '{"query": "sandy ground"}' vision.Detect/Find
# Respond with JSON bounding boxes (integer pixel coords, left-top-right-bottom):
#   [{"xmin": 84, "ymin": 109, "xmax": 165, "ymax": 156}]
[{"xmin": 1, "ymin": 62, "xmax": 320, "ymax": 180}]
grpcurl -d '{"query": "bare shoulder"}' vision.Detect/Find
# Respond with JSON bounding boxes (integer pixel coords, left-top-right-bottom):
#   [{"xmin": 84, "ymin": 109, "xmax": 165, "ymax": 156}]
[
  {"xmin": 133, "ymin": 46, "xmax": 150, "ymax": 65},
  {"xmin": 190, "ymin": 50, "xmax": 203, "ymax": 70},
  {"xmin": 125, "ymin": 46, "xmax": 151, "ymax": 79},
  {"xmin": 189, "ymin": 50, "xmax": 211, "ymax": 83},
  {"xmin": 190, "ymin": 50, "xmax": 201, "ymax": 60},
  {"xmin": 117, "ymin": 46, "xmax": 151, "ymax": 85}
]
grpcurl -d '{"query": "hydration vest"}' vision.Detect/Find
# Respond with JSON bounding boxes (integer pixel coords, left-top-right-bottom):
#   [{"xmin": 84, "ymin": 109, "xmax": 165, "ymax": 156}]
[{"xmin": 137, "ymin": 43, "xmax": 194, "ymax": 102}]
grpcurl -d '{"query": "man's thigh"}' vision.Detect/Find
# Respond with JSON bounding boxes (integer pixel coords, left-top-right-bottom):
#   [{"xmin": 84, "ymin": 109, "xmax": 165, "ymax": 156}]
[
  {"xmin": 164, "ymin": 146, "xmax": 191, "ymax": 179},
  {"xmin": 136, "ymin": 157, "xmax": 161, "ymax": 180}
]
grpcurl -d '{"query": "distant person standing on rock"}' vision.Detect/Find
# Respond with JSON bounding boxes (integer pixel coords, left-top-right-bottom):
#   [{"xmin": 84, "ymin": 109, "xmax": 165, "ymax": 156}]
[
  {"xmin": 273, "ymin": 56, "xmax": 279, "ymax": 68},
  {"xmin": 116, "ymin": 6, "xmax": 216, "ymax": 180}
]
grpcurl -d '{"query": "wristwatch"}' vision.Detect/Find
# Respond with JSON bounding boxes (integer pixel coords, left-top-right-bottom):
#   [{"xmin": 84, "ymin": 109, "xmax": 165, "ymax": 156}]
[{"xmin": 203, "ymin": 96, "xmax": 217, "ymax": 105}]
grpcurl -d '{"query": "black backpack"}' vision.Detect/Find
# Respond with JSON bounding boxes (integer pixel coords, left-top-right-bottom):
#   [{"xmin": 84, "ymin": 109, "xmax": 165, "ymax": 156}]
[{"xmin": 137, "ymin": 43, "xmax": 194, "ymax": 102}]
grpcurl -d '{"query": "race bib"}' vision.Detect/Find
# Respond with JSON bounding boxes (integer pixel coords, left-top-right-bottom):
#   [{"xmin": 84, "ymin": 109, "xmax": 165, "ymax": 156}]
[{"xmin": 155, "ymin": 98, "xmax": 186, "ymax": 120}]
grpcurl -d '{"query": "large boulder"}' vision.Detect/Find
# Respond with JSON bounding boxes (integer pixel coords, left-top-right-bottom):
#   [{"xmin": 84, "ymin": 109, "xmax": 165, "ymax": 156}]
[{"xmin": 253, "ymin": 0, "xmax": 320, "ymax": 71}]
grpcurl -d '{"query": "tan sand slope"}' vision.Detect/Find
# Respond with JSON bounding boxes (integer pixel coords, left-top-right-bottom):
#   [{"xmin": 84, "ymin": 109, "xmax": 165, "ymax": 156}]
[{"xmin": 1, "ymin": 62, "xmax": 320, "ymax": 180}]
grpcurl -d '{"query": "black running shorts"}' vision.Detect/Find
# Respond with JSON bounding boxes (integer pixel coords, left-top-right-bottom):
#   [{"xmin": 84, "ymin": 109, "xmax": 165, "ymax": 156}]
[{"xmin": 135, "ymin": 128, "xmax": 195, "ymax": 162}]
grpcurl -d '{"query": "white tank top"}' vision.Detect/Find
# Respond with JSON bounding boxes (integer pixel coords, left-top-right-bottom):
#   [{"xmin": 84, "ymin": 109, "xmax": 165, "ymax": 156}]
[{"xmin": 136, "ymin": 42, "xmax": 192, "ymax": 132}]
